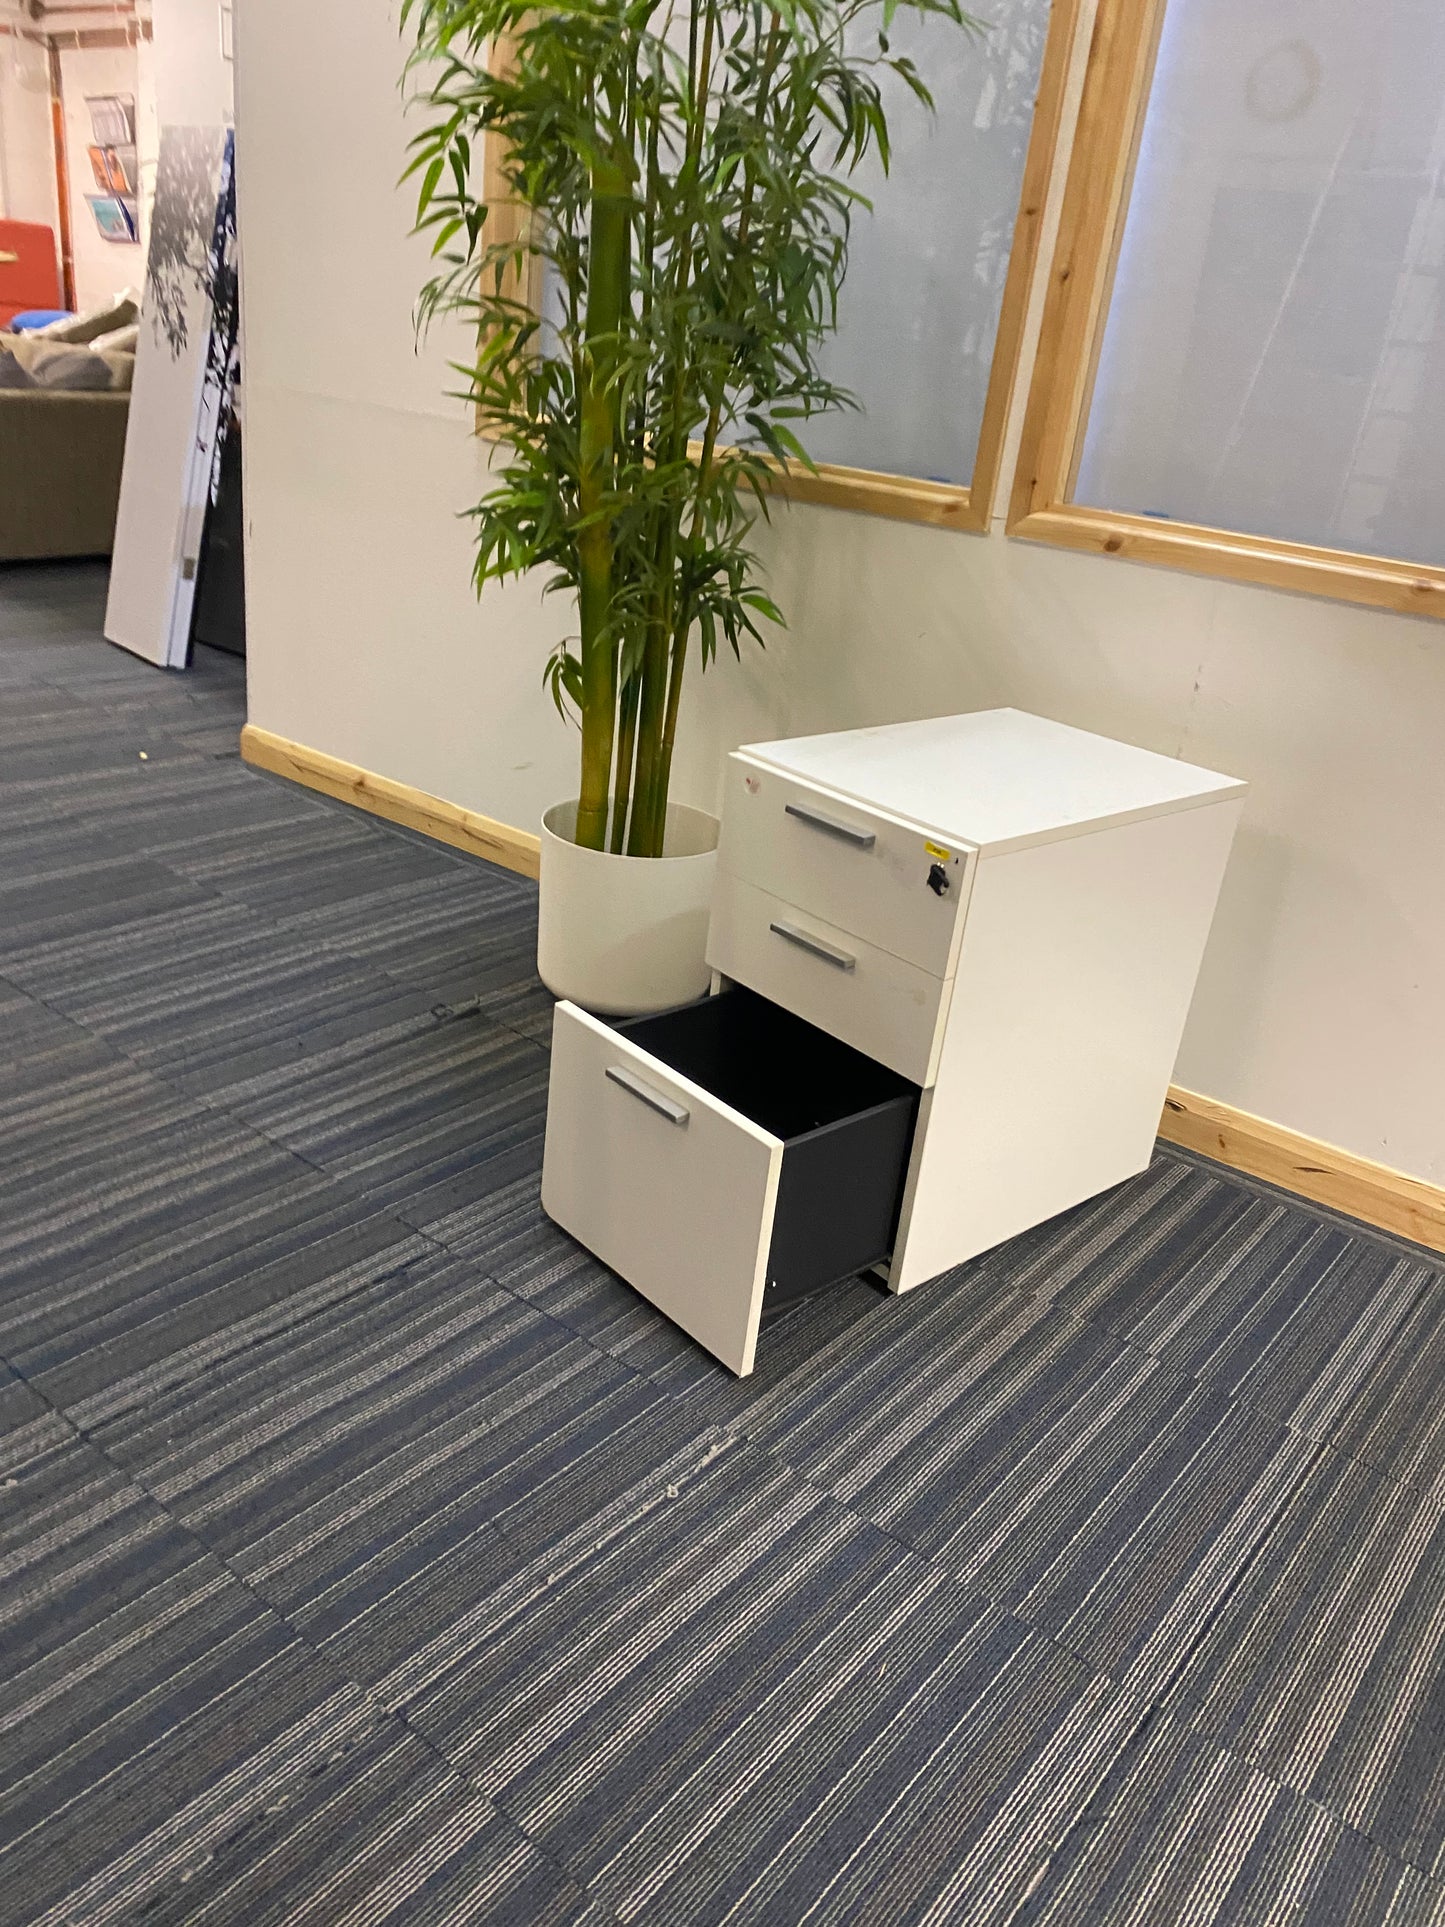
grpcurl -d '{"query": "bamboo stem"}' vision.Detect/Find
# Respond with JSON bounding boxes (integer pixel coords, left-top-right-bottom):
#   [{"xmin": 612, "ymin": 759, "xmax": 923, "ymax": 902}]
[
  {"xmin": 573, "ymin": 150, "xmax": 631, "ymax": 851},
  {"xmin": 627, "ymin": 532, "xmax": 675, "ymax": 856},
  {"xmin": 610, "ymin": 673, "xmax": 640, "ymax": 852},
  {"xmin": 627, "ymin": 0, "xmax": 719, "ymax": 859},
  {"xmin": 655, "ymin": 615, "xmax": 688, "ymax": 838}
]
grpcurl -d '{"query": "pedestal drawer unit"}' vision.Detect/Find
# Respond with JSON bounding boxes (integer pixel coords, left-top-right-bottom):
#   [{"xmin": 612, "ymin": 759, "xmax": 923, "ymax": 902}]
[{"xmin": 543, "ymin": 707, "xmax": 1247, "ymax": 1375}]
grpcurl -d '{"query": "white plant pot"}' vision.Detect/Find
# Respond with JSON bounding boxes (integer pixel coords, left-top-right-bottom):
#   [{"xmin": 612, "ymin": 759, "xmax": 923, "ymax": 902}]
[{"xmin": 537, "ymin": 799, "xmax": 721, "ymax": 1016}]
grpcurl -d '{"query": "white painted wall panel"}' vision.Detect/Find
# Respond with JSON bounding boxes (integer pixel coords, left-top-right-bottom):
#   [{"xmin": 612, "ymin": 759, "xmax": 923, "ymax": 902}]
[
  {"xmin": 234, "ymin": 0, "xmax": 1445, "ymax": 1188},
  {"xmin": 0, "ymin": 27, "xmax": 59, "ymax": 232},
  {"xmin": 234, "ymin": 0, "xmax": 789, "ymax": 836}
]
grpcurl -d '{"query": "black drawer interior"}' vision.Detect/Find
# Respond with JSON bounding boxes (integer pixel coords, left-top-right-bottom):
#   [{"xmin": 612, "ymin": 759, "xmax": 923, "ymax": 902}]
[{"xmin": 618, "ymin": 988, "xmax": 920, "ymax": 1306}]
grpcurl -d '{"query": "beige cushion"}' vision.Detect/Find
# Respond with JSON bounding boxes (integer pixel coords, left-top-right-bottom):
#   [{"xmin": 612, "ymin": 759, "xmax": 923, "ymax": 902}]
[
  {"xmin": 36, "ymin": 293, "xmax": 140, "ymax": 345},
  {"xmin": 89, "ymin": 322, "xmax": 140, "ymax": 355},
  {"xmin": 2, "ymin": 336, "xmax": 48, "ymax": 376}
]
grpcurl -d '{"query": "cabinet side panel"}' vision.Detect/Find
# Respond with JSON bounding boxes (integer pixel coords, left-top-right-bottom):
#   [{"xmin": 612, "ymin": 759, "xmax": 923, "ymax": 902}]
[{"xmin": 891, "ymin": 799, "xmax": 1244, "ymax": 1291}]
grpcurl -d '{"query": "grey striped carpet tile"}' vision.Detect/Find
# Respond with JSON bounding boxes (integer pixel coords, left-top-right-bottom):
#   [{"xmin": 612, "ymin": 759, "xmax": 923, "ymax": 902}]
[
  {"xmin": 269, "ymin": 857, "xmax": 538, "ymax": 971},
  {"xmin": 8, "ymin": 1180, "xmax": 434, "ymax": 1425},
  {"xmin": 9, "ymin": 1559, "xmax": 594, "ymax": 1923},
  {"xmin": 1058, "ymin": 1200, "xmax": 1437, "ymax": 1437},
  {"xmin": 0, "ymin": 784, "xmax": 317, "ymax": 912},
  {"xmin": 0, "ymin": 560, "xmax": 108, "ymax": 628},
  {"xmin": 0, "ymin": 696, "xmax": 139, "ymax": 761},
  {"xmin": 2, "ymin": 1414, "xmax": 350, "ymax": 1912},
  {"xmin": 0, "ymin": 978, "xmax": 120, "ymax": 1111},
  {"xmin": 424, "ymin": 1169, "xmax": 888, "ymax": 1398},
  {"xmin": 170, "ymin": 826, "xmax": 479, "ymax": 925},
  {"xmin": 460, "ymin": 946, "xmax": 559, "ymax": 1047},
  {"xmin": 1013, "ymin": 1706, "xmax": 1445, "ymax": 1927},
  {"xmin": 0, "ymin": 762, "xmax": 305, "ymax": 879},
  {"xmin": 0, "ymin": 1054, "xmax": 354, "ymax": 1317},
  {"xmin": 2, "ymin": 1348, "xmax": 600, "ymax": 1927},
  {"xmin": 82, "ymin": 1245, "xmax": 693, "ymax": 1602},
  {"xmin": 2, "ymin": 861, "xmax": 506, "ymax": 1086},
  {"xmin": 1161, "ymin": 1442, "xmax": 1445, "ymax": 1874},
  {"xmin": 93, "ymin": 1719, "xmax": 609, "ymax": 1927},
  {"xmin": 261, "ymin": 862, "xmax": 555, "ymax": 1042},
  {"xmin": 0, "ymin": 709, "xmax": 202, "ymax": 772},
  {"xmin": 391, "ymin": 1432, "xmax": 1115, "ymax": 1923},
  {"xmin": 0, "ymin": 853, "xmax": 216, "ymax": 959},
  {"xmin": 1330, "ymin": 1281, "xmax": 1445, "ymax": 1498},
  {"xmin": 4, "ymin": 893, "xmax": 453, "ymax": 1099},
  {"xmin": 113, "ymin": 771, "xmax": 366, "ymax": 872},
  {"xmin": 185, "ymin": 1000, "xmax": 551, "ymax": 1225}
]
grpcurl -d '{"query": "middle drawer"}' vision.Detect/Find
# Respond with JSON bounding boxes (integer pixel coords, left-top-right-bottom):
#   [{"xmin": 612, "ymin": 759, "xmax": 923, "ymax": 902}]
[{"xmin": 707, "ymin": 871, "xmax": 953, "ymax": 1087}]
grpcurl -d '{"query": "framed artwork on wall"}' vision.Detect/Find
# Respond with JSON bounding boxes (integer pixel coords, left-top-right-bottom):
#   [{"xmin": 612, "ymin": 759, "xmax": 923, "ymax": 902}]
[{"xmin": 107, "ymin": 128, "xmax": 237, "ymax": 669}]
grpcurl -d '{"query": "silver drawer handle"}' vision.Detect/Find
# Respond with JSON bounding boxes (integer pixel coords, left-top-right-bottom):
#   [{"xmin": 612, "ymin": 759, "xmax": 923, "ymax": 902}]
[
  {"xmin": 606, "ymin": 1064, "xmax": 690, "ymax": 1125},
  {"xmin": 784, "ymin": 801, "xmax": 876, "ymax": 849},
  {"xmin": 769, "ymin": 920, "xmax": 857, "ymax": 971}
]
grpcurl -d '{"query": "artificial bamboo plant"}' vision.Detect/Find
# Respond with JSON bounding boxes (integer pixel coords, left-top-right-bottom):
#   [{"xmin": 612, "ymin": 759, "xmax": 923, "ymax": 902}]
[{"xmin": 404, "ymin": 0, "xmax": 974, "ymax": 855}]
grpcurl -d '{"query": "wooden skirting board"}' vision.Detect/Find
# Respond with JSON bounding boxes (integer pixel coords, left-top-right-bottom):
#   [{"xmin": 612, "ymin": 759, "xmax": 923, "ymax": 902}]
[
  {"xmin": 1160, "ymin": 1088, "xmax": 1445, "ymax": 1256},
  {"xmin": 240, "ymin": 724, "xmax": 1443, "ymax": 1256},
  {"xmin": 239, "ymin": 724, "xmax": 541, "ymax": 880}
]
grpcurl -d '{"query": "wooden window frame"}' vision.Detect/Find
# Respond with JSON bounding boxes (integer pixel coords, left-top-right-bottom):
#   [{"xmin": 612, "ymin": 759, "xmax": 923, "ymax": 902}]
[
  {"xmin": 1008, "ymin": 0, "xmax": 1445, "ymax": 620},
  {"xmin": 476, "ymin": 28, "xmax": 545, "ymax": 412},
  {"xmin": 774, "ymin": 0, "xmax": 1087, "ymax": 531},
  {"xmin": 478, "ymin": 0, "xmax": 1087, "ymax": 531}
]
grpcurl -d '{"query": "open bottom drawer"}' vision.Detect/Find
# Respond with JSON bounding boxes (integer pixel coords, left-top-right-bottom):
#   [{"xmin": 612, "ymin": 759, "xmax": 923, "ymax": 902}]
[{"xmin": 542, "ymin": 988, "xmax": 920, "ymax": 1375}]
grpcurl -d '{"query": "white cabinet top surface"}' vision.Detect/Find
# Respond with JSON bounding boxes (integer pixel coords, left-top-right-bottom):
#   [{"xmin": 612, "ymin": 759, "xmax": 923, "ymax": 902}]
[{"xmin": 741, "ymin": 708, "xmax": 1246, "ymax": 855}]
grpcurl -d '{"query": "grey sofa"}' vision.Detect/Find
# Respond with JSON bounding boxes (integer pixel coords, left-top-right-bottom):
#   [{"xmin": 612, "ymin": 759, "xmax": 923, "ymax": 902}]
[
  {"xmin": 0, "ymin": 316, "xmax": 136, "ymax": 562},
  {"xmin": 0, "ymin": 388, "xmax": 132, "ymax": 561}
]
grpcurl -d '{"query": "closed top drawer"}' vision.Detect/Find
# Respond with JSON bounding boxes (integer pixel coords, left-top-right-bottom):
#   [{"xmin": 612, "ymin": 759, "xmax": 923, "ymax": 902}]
[{"xmin": 717, "ymin": 756, "xmax": 972, "ymax": 978}]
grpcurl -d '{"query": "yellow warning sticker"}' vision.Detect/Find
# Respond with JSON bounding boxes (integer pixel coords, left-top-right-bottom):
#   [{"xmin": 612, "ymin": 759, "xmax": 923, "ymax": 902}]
[{"xmin": 924, "ymin": 841, "xmax": 952, "ymax": 862}]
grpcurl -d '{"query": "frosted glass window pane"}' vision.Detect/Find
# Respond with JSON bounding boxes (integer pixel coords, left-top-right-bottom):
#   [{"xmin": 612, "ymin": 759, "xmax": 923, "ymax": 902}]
[
  {"xmin": 1076, "ymin": 0, "xmax": 1445, "ymax": 568},
  {"xmin": 801, "ymin": 0, "xmax": 1054, "ymax": 486}
]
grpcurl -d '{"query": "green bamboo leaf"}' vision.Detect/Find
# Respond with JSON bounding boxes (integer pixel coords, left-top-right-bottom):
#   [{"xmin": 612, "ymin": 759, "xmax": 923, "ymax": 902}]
[{"xmin": 416, "ymin": 153, "xmax": 447, "ymax": 216}]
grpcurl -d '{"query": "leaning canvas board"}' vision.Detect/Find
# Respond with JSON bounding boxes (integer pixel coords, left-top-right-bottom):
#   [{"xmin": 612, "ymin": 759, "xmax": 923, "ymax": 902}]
[{"xmin": 106, "ymin": 125, "xmax": 231, "ymax": 669}]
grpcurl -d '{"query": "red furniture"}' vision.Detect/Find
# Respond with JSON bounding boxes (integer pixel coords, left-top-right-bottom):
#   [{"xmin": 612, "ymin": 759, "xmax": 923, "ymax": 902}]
[{"xmin": 0, "ymin": 222, "xmax": 62, "ymax": 331}]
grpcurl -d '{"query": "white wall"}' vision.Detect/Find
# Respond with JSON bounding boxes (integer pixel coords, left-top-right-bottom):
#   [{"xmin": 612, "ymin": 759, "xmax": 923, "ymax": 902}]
[
  {"xmin": 0, "ymin": 24, "xmax": 60, "ymax": 236},
  {"xmin": 234, "ymin": 0, "xmax": 591, "ymax": 831},
  {"xmin": 150, "ymin": 0, "xmax": 229, "ymax": 126},
  {"xmin": 133, "ymin": 29, "xmax": 158, "ymax": 241},
  {"xmin": 235, "ymin": 0, "xmax": 1445, "ymax": 1188}
]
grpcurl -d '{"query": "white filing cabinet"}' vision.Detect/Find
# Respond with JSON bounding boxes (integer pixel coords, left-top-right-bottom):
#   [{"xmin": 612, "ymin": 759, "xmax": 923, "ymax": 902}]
[{"xmin": 542, "ymin": 709, "xmax": 1246, "ymax": 1376}]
